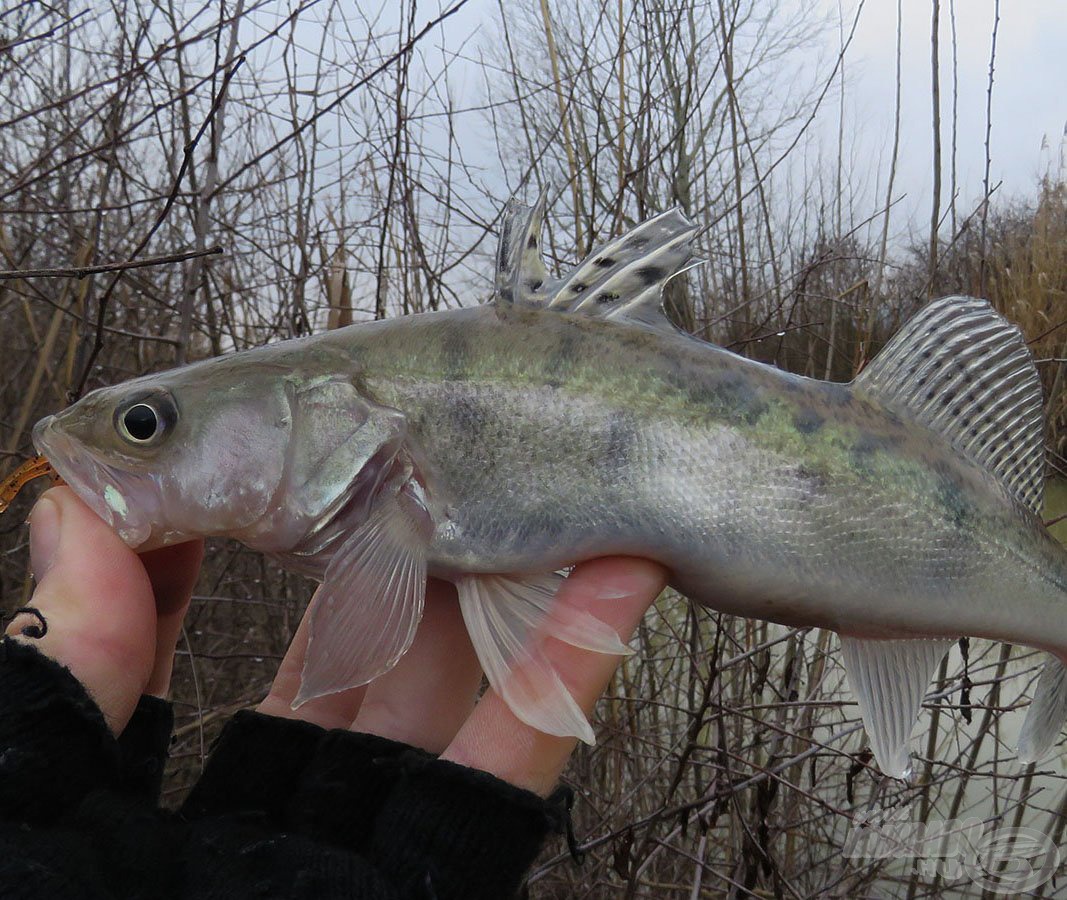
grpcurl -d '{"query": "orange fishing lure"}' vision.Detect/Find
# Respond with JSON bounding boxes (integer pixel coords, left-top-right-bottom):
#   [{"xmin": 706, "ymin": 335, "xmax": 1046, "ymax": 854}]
[{"xmin": 0, "ymin": 456, "xmax": 63, "ymax": 513}]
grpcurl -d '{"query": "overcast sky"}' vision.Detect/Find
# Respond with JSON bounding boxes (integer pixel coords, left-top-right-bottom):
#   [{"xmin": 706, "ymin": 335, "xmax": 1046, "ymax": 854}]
[
  {"xmin": 825, "ymin": 1, "xmax": 1066, "ymax": 231},
  {"xmin": 424, "ymin": 0, "xmax": 1067, "ymax": 237},
  {"xmin": 259, "ymin": 0, "xmax": 1066, "ymax": 250}
]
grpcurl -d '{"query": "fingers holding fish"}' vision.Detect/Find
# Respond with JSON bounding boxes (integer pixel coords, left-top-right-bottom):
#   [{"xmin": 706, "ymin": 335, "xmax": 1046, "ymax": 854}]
[
  {"xmin": 258, "ymin": 556, "xmax": 661, "ymax": 797},
  {"xmin": 440, "ymin": 557, "xmax": 666, "ymax": 797},
  {"xmin": 257, "ymin": 596, "xmax": 369, "ymax": 730},
  {"xmin": 8, "ymin": 487, "xmax": 158, "ymax": 735},
  {"xmin": 139, "ymin": 538, "xmax": 204, "ymax": 698},
  {"xmin": 351, "ymin": 578, "xmax": 481, "ymax": 753}
]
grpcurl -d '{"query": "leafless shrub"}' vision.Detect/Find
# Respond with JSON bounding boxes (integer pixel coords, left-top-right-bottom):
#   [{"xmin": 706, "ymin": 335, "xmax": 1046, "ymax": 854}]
[{"xmin": 0, "ymin": 2, "xmax": 1064, "ymax": 897}]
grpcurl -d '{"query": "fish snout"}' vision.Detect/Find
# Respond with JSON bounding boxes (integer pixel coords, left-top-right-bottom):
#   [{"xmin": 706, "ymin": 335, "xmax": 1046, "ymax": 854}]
[
  {"xmin": 29, "ymin": 414, "xmax": 159, "ymax": 548},
  {"xmin": 31, "ymin": 415, "xmax": 56, "ymax": 457}
]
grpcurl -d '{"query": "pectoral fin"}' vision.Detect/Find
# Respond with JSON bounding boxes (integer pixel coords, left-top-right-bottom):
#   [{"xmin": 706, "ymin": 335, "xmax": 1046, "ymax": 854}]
[
  {"xmin": 839, "ymin": 635, "xmax": 954, "ymax": 779},
  {"xmin": 1018, "ymin": 657, "xmax": 1067, "ymax": 764},
  {"xmin": 456, "ymin": 573, "xmax": 631, "ymax": 744},
  {"xmin": 294, "ymin": 495, "xmax": 429, "ymax": 707}
]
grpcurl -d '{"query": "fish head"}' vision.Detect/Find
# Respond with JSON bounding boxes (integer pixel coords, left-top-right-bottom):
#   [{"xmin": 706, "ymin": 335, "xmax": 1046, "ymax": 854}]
[{"xmin": 32, "ymin": 359, "xmax": 297, "ymax": 550}]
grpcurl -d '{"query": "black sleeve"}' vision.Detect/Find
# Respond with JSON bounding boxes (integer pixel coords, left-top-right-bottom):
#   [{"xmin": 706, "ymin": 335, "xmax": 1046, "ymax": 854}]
[
  {"xmin": 0, "ymin": 639, "xmax": 566, "ymax": 900},
  {"xmin": 115, "ymin": 694, "xmax": 174, "ymax": 801},
  {"xmin": 0, "ymin": 637, "xmax": 122, "ymax": 824}
]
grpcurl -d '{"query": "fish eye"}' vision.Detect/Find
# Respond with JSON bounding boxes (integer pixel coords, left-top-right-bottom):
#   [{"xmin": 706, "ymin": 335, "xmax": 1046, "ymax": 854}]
[
  {"xmin": 115, "ymin": 392, "xmax": 177, "ymax": 446},
  {"xmin": 123, "ymin": 404, "xmax": 158, "ymax": 442}
]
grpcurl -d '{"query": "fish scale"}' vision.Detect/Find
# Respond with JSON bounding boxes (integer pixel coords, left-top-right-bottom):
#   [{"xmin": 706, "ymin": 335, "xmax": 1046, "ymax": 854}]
[{"xmin": 26, "ymin": 195, "xmax": 1067, "ymax": 781}]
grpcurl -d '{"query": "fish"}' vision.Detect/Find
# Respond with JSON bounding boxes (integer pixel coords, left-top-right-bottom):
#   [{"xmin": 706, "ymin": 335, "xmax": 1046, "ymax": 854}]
[{"xmin": 28, "ymin": 193, "xmax": 1067, "ymax": 779}]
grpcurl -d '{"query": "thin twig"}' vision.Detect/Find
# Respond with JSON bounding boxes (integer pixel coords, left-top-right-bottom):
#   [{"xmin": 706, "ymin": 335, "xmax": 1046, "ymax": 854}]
[
  {"xmin": 0, "ymin": 245, "xmax": 222, "ymax": 281},
  {"xmin": 70, "ymin": 57, "xmax": 245, "ymax": 400}
]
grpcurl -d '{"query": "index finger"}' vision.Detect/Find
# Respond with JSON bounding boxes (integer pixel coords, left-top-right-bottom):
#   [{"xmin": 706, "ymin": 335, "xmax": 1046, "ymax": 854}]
[
  {"xmin": 440, "ymin": 557, "xmax": 666, "ymax": 796},
  {"xmin": 139, "ymin": 539, "xmax": 204, "ymax": 697},
  {"xmin": 256, "ymin": 590, "xmax": 369, "ymax": 730}
]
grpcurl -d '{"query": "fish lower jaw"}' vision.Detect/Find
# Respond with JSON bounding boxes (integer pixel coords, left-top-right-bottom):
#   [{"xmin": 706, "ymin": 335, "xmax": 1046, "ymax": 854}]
[
  {"xmin": 33, "ymin": 424, "xmax": 156, "ymax": 548},
  {"xmin": 67, "ymin": 470, "xmax": 153, "ymax": 548}
]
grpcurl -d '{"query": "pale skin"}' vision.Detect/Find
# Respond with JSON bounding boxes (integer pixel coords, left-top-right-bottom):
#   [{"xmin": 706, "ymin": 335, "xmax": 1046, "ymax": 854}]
[{"xmin": 8, "ymin": 486, "xmax": 666, "ymax": 797}]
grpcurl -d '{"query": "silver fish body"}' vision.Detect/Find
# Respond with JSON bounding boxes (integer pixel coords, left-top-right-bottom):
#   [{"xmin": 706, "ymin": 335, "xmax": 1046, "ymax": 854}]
[
  {"xmin": 31, "ymin": 197, "xmax": 1067, "ymax": 777},
  {"xmin": 348, "ymin": 305, "xmax": 1067, "ymax": 652}
]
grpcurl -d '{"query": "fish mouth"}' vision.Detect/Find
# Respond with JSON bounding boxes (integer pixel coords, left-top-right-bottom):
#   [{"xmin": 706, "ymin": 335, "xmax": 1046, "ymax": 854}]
[{"xmin": 32, "ymin": 415, "xmax": 160, "ymax": 548}]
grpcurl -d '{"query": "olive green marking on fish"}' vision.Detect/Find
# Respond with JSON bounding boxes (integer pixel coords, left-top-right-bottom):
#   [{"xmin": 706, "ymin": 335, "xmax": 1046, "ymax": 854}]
[
  {"xmin": 740, "ymin": 396, "xmax": 948, "ymax": 503},
  {"xmin": 932, "ymin": 463, "xmax": 973, "ymax": 530},
  {"xmin": 793, "ymin": 408, "xmax": 825, "ymax": 435},
  {"xmin": 848, "ymin": 432, "xmax": 904, "ymax": 477},
  {"xmin": 658, "ymin": 367, "xmax": 770, "ymax": 427},
  {"xmin": 545, "ymin": 330, "xmax": 585, "ymax": 384},
  {"xmin": 440, "ymin": 322, "xmax": 475, "ymax": 381},
  {"xmin": 357, "ymin": 309, "xmax": 726, "ymax": 423}
]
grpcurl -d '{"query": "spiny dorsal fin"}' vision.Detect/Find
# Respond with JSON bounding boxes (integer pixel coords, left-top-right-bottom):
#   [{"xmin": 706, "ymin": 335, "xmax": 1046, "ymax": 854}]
[
  {"xmin": 495, "ymin": 190, "xmax": 552, "ymax": 307},
  {"xmin": 493, "ymin": 192, "xmax": 701, "ymax": 331},
  {"xmin": 854, "ymin": 296, "xmax": 1046, "ymax": 513},
  {"xmin": 547, "ymin": 209, "xmax": 700, "ymax": 329}
]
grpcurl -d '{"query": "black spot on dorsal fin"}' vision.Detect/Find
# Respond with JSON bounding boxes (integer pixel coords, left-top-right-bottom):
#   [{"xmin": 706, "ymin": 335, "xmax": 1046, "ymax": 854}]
[
  {"xmin": 547, "ymin": 209, "xmax": 700, "ymax": 333},
  {"xmin": 493, "ymin": 191, "xmax": 702, "ymax": 334}
]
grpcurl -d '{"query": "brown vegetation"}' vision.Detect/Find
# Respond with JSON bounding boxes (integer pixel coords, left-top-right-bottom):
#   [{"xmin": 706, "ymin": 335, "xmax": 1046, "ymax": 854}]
[{"xmin": 0, "ymin": 1, "xmax": 1064, "ymax": 896}]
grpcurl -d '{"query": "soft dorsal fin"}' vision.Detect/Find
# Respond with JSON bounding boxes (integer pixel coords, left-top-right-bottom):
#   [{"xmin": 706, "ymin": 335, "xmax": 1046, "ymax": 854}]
[
  {"xmin": 495, "ymin": 190, "xmax": 552, "ymax": 307},
  {"xmin": 854, "ymin": 295, "xmax": 1046, "ymax": 513},
  {"xmin": 493, "ymin": 192, "xmax": 700, "ymax": 331}
]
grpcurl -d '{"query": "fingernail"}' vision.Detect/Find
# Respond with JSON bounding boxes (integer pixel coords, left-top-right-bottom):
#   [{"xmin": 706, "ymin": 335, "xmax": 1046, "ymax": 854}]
[{"xmin": 29, "ymin": 494, "xmax": 61, "ymax": 579}]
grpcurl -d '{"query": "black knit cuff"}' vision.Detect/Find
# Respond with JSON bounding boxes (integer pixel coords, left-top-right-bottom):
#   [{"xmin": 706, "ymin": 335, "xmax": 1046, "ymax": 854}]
[
  {"xmin": 180, "ymin": 710, "xmax": 325, "ymax": 824},
  {"xmin": 289, "ymin": 730, "xmax": 431, "ymax": 851},
  {"xmin": 0, "ymin": 637, "xmax": 119, "ymax": 824},
  {"xmin": 115, "ymin": 695, "xmax": 174, "ymax": 800},
  {"xmin": 371, "ymin": 755, "xmax": 560, "ymax": 900}
]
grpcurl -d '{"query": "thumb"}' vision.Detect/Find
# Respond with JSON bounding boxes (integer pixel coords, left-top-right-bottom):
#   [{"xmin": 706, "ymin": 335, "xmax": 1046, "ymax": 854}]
[{"xmin": 7, "ymin": 487, "xmax": 157, "ymax": 734}]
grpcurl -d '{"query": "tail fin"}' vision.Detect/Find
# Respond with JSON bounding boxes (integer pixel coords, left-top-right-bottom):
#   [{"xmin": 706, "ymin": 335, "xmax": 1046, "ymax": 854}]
[{"xmin": 1019, "ymin": 657, "xmax": 1067, "ymax": 763}]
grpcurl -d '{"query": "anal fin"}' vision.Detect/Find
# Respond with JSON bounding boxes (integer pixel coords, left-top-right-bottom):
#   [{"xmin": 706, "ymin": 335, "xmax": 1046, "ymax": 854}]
[
  {"xmin": 840, "ymin": 635, "xmax": 954, "ymax": 779},
  {"xmin": 456, "ymin": 573, "xmax": 631, "ymax": 744},
  {"xmin": 1018, "ymin": 657, "xmax": 1067, "ymax": 763},
  {"xmin": 295, "ymin": 491, "xmax": 430, "ymax": 707}
]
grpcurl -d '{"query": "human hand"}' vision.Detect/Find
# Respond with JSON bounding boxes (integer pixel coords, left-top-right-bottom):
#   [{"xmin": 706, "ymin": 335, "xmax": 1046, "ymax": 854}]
[
  {"xmin": 258, "ymin": 559, "xmax": 667, "ymax": 797},
  {"xmin": 6, "ymin": 486, "xmax": 203, "ymax": 735},
  {"xmin": 11, "ymin": 487, "xmax": 667, "ymax": 799}
]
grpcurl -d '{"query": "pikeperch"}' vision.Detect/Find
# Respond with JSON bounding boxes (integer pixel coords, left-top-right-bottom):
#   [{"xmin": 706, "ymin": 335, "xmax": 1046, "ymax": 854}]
[{"xmin": 29, "ymin": 195, "xmax": 1067, "ymax": 779}]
